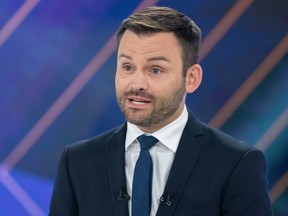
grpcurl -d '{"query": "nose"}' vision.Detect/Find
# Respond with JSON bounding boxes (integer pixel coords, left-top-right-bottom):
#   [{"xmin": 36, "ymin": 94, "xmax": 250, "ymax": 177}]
[{"xmin": 130, "ymin": 71, "xmax": 148, "ymax": 91}]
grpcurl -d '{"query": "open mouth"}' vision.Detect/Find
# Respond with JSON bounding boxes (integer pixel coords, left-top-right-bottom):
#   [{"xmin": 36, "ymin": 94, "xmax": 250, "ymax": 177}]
[{"xmin": 128, "ymin": 97, "xmax": 151, "ymax": 105}]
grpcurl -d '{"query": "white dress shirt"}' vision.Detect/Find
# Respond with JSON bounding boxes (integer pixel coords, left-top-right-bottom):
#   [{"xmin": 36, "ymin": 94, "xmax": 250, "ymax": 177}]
[{"xmin": 125, "ymin": 106, "xmax": 188, "ymax": 216}]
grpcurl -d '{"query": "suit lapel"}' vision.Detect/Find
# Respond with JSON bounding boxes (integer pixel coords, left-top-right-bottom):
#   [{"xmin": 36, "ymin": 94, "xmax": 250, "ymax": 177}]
[
  {"xmin": 105, "ymin": 124, "xmax": 129, "ymax": 216},
  {"xmin": 156, "ymin": 112, "xmax": 205, "ymax": 216}
]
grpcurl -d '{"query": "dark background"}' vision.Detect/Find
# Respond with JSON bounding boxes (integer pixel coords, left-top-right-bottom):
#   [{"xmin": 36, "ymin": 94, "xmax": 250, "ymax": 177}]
[{"xmin": 0, "ymin": 0, "xmax": 287, "ymax": 215}]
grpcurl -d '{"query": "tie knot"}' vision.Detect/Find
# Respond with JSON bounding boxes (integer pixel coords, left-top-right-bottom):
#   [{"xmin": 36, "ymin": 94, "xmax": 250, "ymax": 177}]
[{"xmin": 137, "ymin": 135, "xmax": 158, "ymax": 150}]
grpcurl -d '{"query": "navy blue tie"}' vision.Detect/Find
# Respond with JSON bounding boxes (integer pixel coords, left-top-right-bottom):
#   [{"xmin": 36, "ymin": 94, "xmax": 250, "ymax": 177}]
[{"xmin": 132, "ymin": 135, "xmax": 158, "ymax": 216}]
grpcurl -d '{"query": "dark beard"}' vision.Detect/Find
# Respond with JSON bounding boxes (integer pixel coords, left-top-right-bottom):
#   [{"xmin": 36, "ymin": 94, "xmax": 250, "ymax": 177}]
[{"xmin": 116, "ymin": 82, "xmax": 186, "ymax": 128}]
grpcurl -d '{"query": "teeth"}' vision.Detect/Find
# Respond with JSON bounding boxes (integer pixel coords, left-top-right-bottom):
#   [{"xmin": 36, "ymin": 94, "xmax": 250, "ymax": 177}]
[{"xmin": 131, "ymin": 100, "xmax": 146, "ymax": 105}]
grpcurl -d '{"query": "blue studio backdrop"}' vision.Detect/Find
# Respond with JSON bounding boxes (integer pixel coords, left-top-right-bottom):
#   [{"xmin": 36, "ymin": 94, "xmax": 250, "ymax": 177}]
[{"xmin": 0, "ymin": 0, "xmax": 287, "ymax": 215}]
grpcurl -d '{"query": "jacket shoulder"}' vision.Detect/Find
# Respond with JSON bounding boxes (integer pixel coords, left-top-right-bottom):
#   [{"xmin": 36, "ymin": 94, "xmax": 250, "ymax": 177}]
[
  {"xmin": 67, "ymin": 124, "xmax": 126, "ymax": 153},
  {"xmin": 187, "ymin": 110, "xmax": 254, "ymax": 154}
]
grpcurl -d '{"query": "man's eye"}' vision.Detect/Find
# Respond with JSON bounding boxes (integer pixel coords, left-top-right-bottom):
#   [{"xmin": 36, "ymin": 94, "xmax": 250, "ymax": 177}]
[
  {"xmin": 151, "ymin": 68, "xmax": 162, "ymax": 75},
  {"xmin": 123, "ymin": 65, "xmax": 133, "ymax": 72}
]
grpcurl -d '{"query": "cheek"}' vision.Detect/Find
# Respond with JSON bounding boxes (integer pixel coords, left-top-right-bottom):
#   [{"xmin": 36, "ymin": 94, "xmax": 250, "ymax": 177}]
[
  {"xmin": 115, "ymin": 72, "xmax": 123, "ymax": 87},
  {"xmin": 115, "ymin": 75, "xmax": 128, "ymax": 94},
  {"xmin": 151, "ymin": 84, "xmax": 171, "ymax": 99},
  {"xmin": 115, "ymin": 70, "xmax": 136, "ymax": 90},
  {"xmin": 155, "ymin": 79, "xmax": 180, "ymax": 93},
  {"xmin": 155, "ymin": 80, "xmax": 185, "ymax": 100}
]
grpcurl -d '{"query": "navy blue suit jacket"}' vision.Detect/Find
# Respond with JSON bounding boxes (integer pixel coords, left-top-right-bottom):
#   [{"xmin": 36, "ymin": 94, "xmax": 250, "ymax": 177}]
[{"xmin": 49, "ymin": 111, "xmax": 272, "ymax": 215}]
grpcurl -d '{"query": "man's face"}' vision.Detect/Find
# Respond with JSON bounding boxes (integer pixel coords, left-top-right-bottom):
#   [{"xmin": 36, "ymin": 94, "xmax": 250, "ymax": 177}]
[{"xmin": 115, "ymin": 30, "xmax": 187, "ymax": 132}]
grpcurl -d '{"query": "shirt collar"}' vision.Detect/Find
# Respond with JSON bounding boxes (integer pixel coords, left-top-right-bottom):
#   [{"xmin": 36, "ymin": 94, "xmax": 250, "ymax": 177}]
[{"xmin": 125, "ymin": 105, "xmax": 188, "ymax": 153}]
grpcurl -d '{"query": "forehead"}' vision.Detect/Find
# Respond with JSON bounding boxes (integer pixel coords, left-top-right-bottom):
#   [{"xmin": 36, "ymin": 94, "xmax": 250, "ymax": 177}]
[{"xmin": 117, "ymin": 30, "xmax": 182, "ymax": 60}]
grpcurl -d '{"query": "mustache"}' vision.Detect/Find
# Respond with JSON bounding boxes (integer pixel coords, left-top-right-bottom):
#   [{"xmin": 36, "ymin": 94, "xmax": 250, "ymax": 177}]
[{"xmin": 123, "ymin": 89, "xmax": 154, "ymax": 100}]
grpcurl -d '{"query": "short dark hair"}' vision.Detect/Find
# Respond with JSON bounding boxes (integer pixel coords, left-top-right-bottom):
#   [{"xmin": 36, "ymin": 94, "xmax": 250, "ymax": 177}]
[{"xmin": 116, "ymin": 6, "xmax": 202, "ymax": 76}]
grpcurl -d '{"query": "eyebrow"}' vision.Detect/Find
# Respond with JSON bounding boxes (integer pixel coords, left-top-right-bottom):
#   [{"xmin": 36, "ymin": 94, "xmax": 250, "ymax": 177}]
[
  {"xmin": 118, "ymin": 53, "xmax": 132, "ymax": 60},
  {"xmin": 118, "ymin": 53, "xmax": 170, "ymax": 63},
  {"xmin": 147, "ymin": 56, "xmax": 170, "ymax": 63}
]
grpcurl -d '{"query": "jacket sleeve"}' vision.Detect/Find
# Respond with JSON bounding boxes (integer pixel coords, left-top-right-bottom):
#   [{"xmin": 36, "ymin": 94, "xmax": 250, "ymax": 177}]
[
  {"xmin": 222, "ymin": 149, "xmax": 273, "ymax": 215},
  {"xmin": 49, "ymin": 146, "xmax": 79, "ymax": 216}
]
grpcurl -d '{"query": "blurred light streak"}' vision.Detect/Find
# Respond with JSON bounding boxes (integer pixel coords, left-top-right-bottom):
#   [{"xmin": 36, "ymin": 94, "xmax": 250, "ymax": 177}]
[
  {"xmin": 0, "ymin": 35, "xmax": 117, "ymax": 173},
  {"xmin": 0, "ymin": 0, "xmax": 158, "ymax": 173},
  {"xmin": 199, "ymin": 0, "xmax": 254, "ymax": 62},
  {"xmin": 270, "ymin": 170, "xmax": 288, "ymax": 203},
  {"xmin": 255, "ymin": 107, "xmax": 288, "ymax": 151},
  {"xmin": 133, "ymin": 0, "xmax": 158, "ymax": 12},
  {"xmin": 0, "ymin": 166, "xmax": 45, "ymax": 216},
  {"xmin": 209, "ymin": 34, "xmax": 288, "ymax": 128},
  {"xmin": 0, "ymin": 0, "xmax": 253, "ymax": 174},
  {"xmin": 0, "ymin": 0, "xmax": 40, "ymax": 48}
]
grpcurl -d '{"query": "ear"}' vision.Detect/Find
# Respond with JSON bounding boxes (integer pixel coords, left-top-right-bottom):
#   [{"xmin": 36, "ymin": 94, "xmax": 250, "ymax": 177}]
[{"xmin": 185, "ymin": 64, "xmax": 203, "ymax": 93}]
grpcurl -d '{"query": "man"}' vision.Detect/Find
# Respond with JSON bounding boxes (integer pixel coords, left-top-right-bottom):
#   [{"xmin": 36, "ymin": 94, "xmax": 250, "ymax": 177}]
[{"xmin": 49, "ymin": 6, "xmax": 273, "ymax": 216}]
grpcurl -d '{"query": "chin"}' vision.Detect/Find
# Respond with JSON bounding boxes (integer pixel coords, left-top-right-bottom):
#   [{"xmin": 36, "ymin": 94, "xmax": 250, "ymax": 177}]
[{"xmin": 126, "ymin": 115, "xmax": 150, "ymax": 126}]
